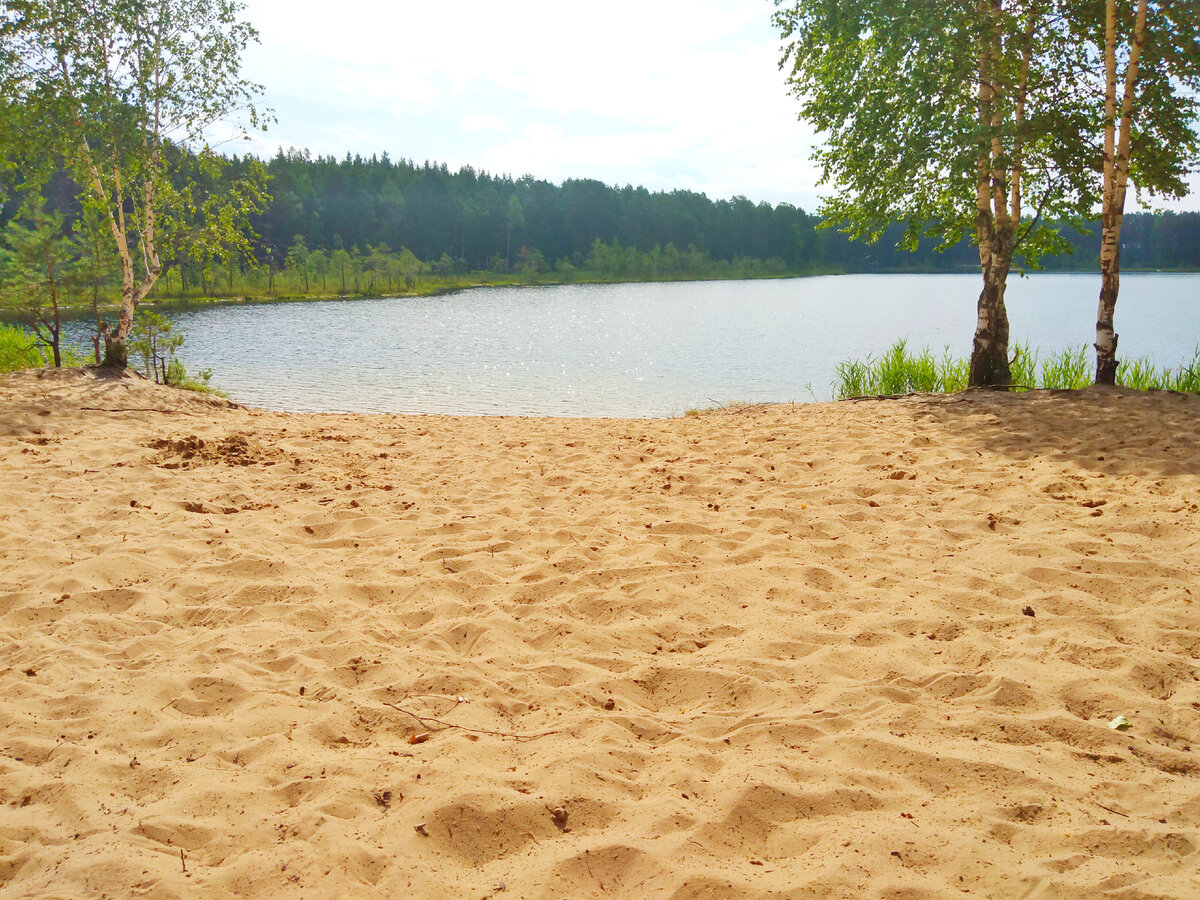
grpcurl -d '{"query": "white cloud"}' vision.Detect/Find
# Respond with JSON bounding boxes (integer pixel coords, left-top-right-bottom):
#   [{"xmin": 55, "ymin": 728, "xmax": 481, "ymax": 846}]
[
  {"xmin": 229, "ymin": 0, "xmax": 1200, "ymax": 212},
  {"xmin": 231, "ymin": 0, "xmax": 824, "ymax": 204},
  {"xmin": 460, "ymin": 115, "xmax": 510, "ymax": 135}
]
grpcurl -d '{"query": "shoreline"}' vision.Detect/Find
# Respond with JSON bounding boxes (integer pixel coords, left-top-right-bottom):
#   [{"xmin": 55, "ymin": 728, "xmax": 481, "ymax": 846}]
[
  {"xmin": 0, "ymin": 270, "xmax": 829, "ymax": 321},
  {"xmin": 9, "ymin": 267, "xmax": 1200, "ymax": 322}
]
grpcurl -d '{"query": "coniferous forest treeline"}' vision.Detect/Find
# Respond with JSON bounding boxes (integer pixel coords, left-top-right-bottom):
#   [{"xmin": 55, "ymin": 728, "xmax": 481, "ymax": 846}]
[
  {"xmin": 14, "ymin": 148, "xmax": 1200, "ymax": 305},
  {"xmin": 247, "ymin": 150, "xmax": 1200, "ymax": 278}
]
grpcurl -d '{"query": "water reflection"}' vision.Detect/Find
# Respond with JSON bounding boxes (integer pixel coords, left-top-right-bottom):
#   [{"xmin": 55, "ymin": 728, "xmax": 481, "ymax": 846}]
[{"xmin": 62, "ymin": 274, "xmax": 1200, "ymax": 416}]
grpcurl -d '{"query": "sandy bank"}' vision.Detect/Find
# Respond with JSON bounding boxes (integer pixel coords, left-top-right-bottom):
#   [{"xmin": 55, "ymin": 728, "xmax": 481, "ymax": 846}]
[{"xmin": 1, "ymin": 367, "xmax": 1198, "ymax": 898}]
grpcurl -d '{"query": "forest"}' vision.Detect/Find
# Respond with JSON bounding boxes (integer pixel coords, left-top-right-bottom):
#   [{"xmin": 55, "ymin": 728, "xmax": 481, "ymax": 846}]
[
  {"xmin": 12, "ymin": 148, "xmax": 1200, "ymax": 307},
  {"xmin": 243, "ymin": 149, "xmax": 1200, "ymax": 285}
]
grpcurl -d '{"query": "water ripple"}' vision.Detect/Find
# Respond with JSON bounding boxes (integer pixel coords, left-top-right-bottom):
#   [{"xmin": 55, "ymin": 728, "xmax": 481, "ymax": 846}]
[{"xmin": 62, "ymin": 274, "xmax": 1200, "ymax": 416}]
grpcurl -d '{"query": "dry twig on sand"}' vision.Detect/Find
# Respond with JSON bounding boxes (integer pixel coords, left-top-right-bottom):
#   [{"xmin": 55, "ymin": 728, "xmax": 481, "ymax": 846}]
[{"xmin": 381, "ymin": 701, "xmax": 559, "ymax": 742}]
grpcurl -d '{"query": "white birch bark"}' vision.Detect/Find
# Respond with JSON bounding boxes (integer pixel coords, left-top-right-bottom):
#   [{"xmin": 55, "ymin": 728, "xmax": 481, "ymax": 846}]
[{"xmin": 1095, "ymin": 0, "xmax": 1148, "ymax": 385}]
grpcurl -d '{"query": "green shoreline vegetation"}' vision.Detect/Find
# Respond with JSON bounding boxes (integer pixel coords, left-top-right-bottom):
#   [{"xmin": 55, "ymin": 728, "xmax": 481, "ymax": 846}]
[
  {"xmin": 833, "ymin": 339, "xmax": 1200, "ymax": 400},
  {"xmin": 5, "ymin": 236, "xmax": 841, "ymax": 317},
  {"xmin": 5, "ymin": 146, "xmax": 1199, "ymax": 321},
  {"xmin": 0, "ymin": 322, "xmax": 59, "ymax": 372}
]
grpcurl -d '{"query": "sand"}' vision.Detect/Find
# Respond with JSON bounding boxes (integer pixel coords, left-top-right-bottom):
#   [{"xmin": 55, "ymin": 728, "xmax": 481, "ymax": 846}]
[{"xmin": 1, "ymin": 366, "xmax": 1198, "ymax": 899}]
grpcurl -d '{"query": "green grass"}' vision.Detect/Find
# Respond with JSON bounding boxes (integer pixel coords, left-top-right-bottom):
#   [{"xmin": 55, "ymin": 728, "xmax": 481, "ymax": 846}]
[
  {"xmin": 1116, "ymin": 347, "xmax": 1200, "ymax": 392},
  {"xmin": 834, "ymin": 340, "xmax": 1200, "ymax": 398},
  {"xmin": 1008, "ymin": 342, "xmax": 1037, "ymax": 388},
  {"xmin": 173, "ymin": 365, "xmax": 227, "ymax": 397},
  {"xmin": 0, "ymin": 324, "xmax": 53, "ymax": 372},
  {"xmin": 833, "ymin": 340, "xmax": 971, "ymax": 398},
  {"xmin": 1039, "ymin": 345, "xmax": 1092, "ymax": 390}
]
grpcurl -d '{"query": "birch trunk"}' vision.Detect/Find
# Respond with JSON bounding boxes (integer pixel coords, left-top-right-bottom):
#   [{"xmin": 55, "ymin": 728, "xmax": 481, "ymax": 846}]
[
  {"xmin": 101, "ymin": 173, "xmax": 163, "ymax": 368},
  {"xmin": 1096, "ymin": 210, "xmax": 1121, "ymax": 385},
  {"xmin": 968, "ymin": 0, "xmax": 1013, "ymax": 388},
  {"xmin": 970, "ymin": 230, "xmax": 1014, "ymax": 387},
  {"xmin": 1095, "ymin": 0, "xmax": 1148, "ymax": 385}
]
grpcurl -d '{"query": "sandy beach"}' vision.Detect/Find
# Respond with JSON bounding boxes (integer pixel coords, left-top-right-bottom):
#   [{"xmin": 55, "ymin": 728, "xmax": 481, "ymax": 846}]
[{"xmin": 1, "ymin": 366, "xmax": 1197, "ymax": 899}]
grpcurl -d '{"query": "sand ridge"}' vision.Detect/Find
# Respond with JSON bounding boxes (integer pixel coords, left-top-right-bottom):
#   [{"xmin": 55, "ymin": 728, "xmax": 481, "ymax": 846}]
[{"xmin": 1, "ymin": 367, "xmax": 1198, "ymax": 898}]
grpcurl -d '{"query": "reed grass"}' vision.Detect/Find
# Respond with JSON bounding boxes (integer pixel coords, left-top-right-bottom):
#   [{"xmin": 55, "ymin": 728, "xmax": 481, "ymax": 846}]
[
  {"xmin": 1008, "ymin": 342, "xmax": 1037, "ymax": 388},
  {"xmin": 1117, "ymin": 347, "xmax": 1200, "ymax": 392},
  {"xmin": 1039, "ymin": 345, "xmax": 1091, "ymax": 390},
  {"xmin": 834, "ymin": 340, "xmax": 984, "ymax": 399},
  {"xmin": 834, "ymin": 340, "xmax": 1200, "ymax": 398}
]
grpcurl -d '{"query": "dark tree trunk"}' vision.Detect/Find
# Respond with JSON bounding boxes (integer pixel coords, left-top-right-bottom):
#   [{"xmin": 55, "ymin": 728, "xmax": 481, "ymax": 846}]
[
  {"xmin": 94, "ymin": 319, "xmax": 109, "ymax": 366},
  {"xmin": 968, "ymin": 270, "xmax": 1013, "ymax": 388},
  {"xmin": 1095, "ymin": 215, "xmax": 1121, "ymax": 385},
  {"xmin": 103, "ymin": 331, "xmax": 128, "ymax": 369},
  {"xmin": 1095, "ymin": 285, "xmax": 1120, "ymax": 385},
  {"xmin": 48, "ymin": 293, "xmax": 62, "ymax": 368}
]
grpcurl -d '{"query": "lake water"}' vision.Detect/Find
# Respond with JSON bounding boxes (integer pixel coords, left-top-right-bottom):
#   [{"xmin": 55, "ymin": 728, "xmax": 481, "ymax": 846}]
[{"xmin": 65, "ymin": 273, "xmax": 1200, "ymax": 416}]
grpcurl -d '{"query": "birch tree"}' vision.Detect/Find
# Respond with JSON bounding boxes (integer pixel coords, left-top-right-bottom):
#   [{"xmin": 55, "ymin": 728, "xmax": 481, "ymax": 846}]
[
  {"xmin": 775, "ymin": 0, "xmax": 1096, "ymax": 387},
  {"xmin": 1075, "ymin": 0, "xmax": 1200, "ymax": 384},
  {"xmin": 1, "ymin": 0, "xmax": 266, "ymax": 367}
]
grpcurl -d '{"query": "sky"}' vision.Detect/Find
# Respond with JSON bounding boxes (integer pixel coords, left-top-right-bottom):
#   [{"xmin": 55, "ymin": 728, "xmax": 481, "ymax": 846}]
[
  {"xmin": 232, "ymin": 0, "xmax": 824, "ymax": 209},
  {"xmin": 231, "ymin": 0, "xmax": 1197, "ymax": 213}
]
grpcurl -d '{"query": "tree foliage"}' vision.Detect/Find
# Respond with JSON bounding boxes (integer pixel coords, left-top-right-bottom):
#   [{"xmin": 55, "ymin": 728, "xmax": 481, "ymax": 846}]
[
  {"xmin": 8, "ymin": 145, "xmax": 1197, "ymax": 305},
  {"xmin": 0, "ymin": 0, "xmax": 268, "ymax": 366},
  {"xmin": 0, "ymin": 200, "xmax": 80, "ymax": 365},
  {"xmin": 774, "ymin": 0, "xmax": 1101, "ymax": 385},
  {"xmin": 776, "ymin": 1, "xmax": 1096, "ymax": 249},
  {"xmin": 230, "ymin": 151, "xmax": 1199, "ymax": 278}
]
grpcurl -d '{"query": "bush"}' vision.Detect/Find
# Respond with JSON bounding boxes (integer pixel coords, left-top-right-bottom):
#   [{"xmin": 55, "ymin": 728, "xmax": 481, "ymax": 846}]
[{"xmin": 129, "ymin": 313, "xmax": 221, "ymax": 393}]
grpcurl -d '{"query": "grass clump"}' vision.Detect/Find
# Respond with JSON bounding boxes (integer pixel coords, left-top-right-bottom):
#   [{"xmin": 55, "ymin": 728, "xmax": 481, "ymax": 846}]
[
  {"xmin": 1040, "ymin": 345, "xmax": 1091, "ymax": 390},
  {"xmin": 0, "ymin": 323, "xmax": 51, "ymax": 372},
  {"xmin": 835, "ymin": 340, "xmax": 1200, "ymax": 398},
  {"xmin": 833, "ymin": 340, "xmax": 972, "ymax": 399},
  {"xmin": 1116, "ymin": 347, "xmax": 1200, "ymax": 392},
  {"xmin": 832, "ymin": 358, "xmax": 871, "ymax": 399},
  {"xmin": 1008, "ymin": 342, "xmax": 1036, "ymax": 388},
  {"xmin": 0, "ymin": 323, "xmax": 81, "ymax": 371}
]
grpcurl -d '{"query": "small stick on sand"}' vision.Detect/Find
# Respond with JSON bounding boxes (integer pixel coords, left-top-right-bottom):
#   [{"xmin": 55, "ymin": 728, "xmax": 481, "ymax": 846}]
[{"xmin": 381, "ymin": 701, "xmax": 558, "ymax": 742}]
